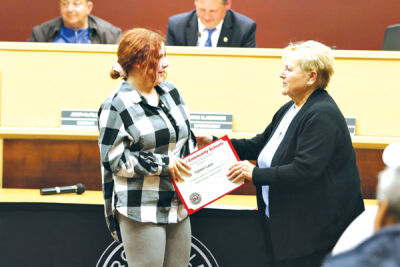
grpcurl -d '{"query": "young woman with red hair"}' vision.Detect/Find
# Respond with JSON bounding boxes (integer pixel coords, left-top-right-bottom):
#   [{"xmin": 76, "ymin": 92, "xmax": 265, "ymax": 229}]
[{"xmin": 98, "ymin": 28, "xmax": 196, "ymax": 266}]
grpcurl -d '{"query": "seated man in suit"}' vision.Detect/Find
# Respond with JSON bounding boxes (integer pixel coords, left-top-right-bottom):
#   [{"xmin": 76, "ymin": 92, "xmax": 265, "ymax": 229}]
[
  {"xmin": 28, "ymin": 0, "xmax": 122, "ymax": 44},
  {"xmin": 323, "ymin": 143, "xmax": 400, "ymax": 267},
  {"xmin": 167, "ymin": 0, "xmax": 256, "ymax": 48}
]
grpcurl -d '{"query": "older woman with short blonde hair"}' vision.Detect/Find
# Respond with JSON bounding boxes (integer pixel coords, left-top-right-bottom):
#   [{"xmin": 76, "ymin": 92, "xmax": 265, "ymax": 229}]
[
  {"xmin": 283, "ymin": 40, "xmax": 334, "ymax": 90},
  {"xmin": 199, "ymin": 40, "xmax": 365, "ymax": 267}
]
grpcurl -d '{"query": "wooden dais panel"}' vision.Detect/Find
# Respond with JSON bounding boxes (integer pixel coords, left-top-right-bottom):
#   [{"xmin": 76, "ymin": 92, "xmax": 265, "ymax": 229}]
[
  {"xmin": 355, "ymin": 148, "xmax": 385, "ymax": 199},
  {"xmin": 3, "ymin": 140, "xmax": 102, "ymax": 190},
  {"xmin": 2, "ymin": 140, "xmax": 385, "ymax": 199},
  {"xmin": 232, "ymin": 149, "xmax": 385, "ymax": 198}
]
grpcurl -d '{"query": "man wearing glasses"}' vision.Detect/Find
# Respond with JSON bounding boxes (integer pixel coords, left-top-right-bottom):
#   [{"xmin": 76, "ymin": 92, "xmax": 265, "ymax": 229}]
[{"xmin": 28, "ymin": 0, "xmax": 122, "ymax": 44}]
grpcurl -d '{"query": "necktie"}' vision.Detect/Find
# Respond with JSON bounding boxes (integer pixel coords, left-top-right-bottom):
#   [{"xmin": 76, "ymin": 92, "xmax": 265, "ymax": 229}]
[{"xmin": 205, "ymin": 28, "xmax": 216, "ymax": 47}]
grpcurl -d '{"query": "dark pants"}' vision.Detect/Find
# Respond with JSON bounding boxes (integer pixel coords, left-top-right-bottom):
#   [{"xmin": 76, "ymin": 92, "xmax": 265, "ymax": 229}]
[{"xmin": 261, "ymin": 217, "xmax": 331, "ymax": 267}]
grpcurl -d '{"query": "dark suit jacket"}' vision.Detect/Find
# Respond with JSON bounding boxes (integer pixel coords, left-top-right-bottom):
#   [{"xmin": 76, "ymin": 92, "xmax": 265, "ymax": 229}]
[
  {"xmin": 230, "ymin": 89, "xmax": 365, "ymax": 261},
  {"xmin": 166, "ymin": 9, "xmax": 256, "ymax": 47},
  {"xmin": 323, "ymin": 226, "xmax": 400, "ymax": 267},
  {"xmin": 28, "ymin": 15, "xmax": 122, "ymax": 44}
]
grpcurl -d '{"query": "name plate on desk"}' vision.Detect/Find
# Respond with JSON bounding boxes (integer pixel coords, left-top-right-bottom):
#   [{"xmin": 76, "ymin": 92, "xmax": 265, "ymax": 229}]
[
  {"xmin": 345, "ymin": 116, "xmax": 356, "ymax": 136},
  {"xmin": 61, "ymin": 109, "xmax": 97, "ymax": 128},
  {"xmin": 190, "ymin": 112, "xmax": 233, "ymax": 132},
  {"xmin": 172, "ymin": 136, "xmax": 245, "ymax": 214}
]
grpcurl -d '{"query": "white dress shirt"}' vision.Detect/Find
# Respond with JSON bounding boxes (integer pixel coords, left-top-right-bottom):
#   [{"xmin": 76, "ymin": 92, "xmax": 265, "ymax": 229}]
[
  {"xmin": 257, "ymin": 104, "xmax": 299, "ymax": 217},
  {"xmin": 197, "ymin": 19, "xmax": 224, "ymax": 47}
]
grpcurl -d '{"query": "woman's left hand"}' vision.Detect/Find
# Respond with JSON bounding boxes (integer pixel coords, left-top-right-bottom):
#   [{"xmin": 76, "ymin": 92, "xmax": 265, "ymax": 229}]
[
  {"xmin": 227, "ymin": 161, "xmax": 255, "ymax": 183},
  {"xmin": 195, "ymin": 134, "xmax": 213, "ymax": 149},
  {"xmin": 169, "ymin": 155, "xmax": 192, "ymax": 182}
]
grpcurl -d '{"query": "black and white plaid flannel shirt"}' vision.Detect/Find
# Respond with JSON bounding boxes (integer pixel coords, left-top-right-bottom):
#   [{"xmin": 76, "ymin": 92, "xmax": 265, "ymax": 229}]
[{"xmin": 98, "ymin": 80, "xmax": 196, "ymax": 242}]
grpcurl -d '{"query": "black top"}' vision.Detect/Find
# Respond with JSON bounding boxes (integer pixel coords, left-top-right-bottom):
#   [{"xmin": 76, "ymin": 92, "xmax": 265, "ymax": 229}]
[
  {"xmin": 231, "ymin": 89, "xmax": 365, "ymax": 260},
  {"xmin": 166, "ymin": 9, "xmax": 257, "ymax": 48},
  {"xmin": 28, "ymin": 15, "xmax": 122, "ymax": 44}
]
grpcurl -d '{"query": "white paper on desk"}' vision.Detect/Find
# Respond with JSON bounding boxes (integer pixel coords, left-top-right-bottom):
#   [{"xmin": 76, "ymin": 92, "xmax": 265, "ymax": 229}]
[{"xmin": 172, "ymin": 135, "xmax": 245, "ymax": 214}]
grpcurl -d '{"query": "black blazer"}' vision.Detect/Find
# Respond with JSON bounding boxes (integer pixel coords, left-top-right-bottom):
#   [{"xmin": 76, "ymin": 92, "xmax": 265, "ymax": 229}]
[
  {"xmin": 166, "ymin": 9, "xmax": 256, "ymax": 48},
  {"xmin": 231, "ymin": 89, "xmax": 365, "ymax": 261}
]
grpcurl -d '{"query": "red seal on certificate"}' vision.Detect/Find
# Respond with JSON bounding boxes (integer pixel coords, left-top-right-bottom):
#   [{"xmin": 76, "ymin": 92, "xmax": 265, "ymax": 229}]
[
  {"xmin": 190, "ymin": 192, "xmax": 202, "ymax": 205},
  {"xmin": 172, "ymin": 135, "xmax": 246, "ymax": 214}
]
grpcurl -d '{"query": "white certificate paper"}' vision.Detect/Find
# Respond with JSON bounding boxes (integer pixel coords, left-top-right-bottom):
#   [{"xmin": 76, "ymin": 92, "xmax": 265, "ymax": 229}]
[{"xmin": 172, "ymin": 136, "xmax": 245, "ymax": 214}]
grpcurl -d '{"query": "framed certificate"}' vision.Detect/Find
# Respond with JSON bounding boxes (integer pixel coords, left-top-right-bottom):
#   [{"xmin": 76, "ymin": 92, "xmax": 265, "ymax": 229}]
[{"xmin": 172, "ymin": 135, "xmax": 246, "ymax": 214}]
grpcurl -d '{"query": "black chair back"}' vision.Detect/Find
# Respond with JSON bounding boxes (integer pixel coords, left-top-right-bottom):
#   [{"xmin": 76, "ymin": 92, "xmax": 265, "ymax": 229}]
[{"xmin": 382, "ymin": 24, "xmax": 400, "ymax": 51}]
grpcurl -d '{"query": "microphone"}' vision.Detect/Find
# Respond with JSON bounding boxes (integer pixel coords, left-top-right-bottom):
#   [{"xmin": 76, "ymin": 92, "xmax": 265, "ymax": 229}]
[{"xmin": 40, "ymin": 183, "xmax": 86, "ymax": 195}]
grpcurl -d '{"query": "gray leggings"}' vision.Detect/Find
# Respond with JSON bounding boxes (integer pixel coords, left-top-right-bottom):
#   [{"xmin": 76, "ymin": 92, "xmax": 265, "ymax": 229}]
[{"xmin": 117, "ymin": 212, "xmax": 191, "ymax": 267}]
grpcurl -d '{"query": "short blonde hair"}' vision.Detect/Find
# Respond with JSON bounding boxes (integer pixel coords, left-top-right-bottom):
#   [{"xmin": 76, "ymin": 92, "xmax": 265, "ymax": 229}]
[{"xmin": 283, "ymin": 40, "xmax": 334, "ymax": 90}]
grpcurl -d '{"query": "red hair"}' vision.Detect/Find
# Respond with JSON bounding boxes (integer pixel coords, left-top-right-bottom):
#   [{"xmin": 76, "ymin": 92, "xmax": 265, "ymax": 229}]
[{"xmin": 110, "ymin": 28, "xmax": 165, "ymax": 83}]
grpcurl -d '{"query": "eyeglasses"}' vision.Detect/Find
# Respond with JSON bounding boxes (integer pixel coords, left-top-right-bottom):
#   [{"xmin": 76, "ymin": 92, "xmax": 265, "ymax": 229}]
[{"xmin": 60, "ymin": 0, "xmax": 87, "ymax": 8}]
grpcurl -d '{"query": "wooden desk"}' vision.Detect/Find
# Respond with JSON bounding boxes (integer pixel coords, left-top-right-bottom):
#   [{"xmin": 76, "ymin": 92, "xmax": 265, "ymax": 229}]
[
  {"xmin": 0, "ymin": 188, "xmax": 258, "ymax": 209},
  {"xmin": 1, "ymin": 126, "xmax": 400, "ymax": 148},
  {"xmin": 1, "ymin": 43, "xmax": 399, "ymax": 197},
  {"xmin": 0, "ymin": 188, "xmax": 376, "ymax": 207},
  {"xmin": 1, "ymin": 43, "xmax": 400, "ymax": 135},
  {"xmin": 0, "ymin": 127, "xmax": 395, "ymax": 198}
]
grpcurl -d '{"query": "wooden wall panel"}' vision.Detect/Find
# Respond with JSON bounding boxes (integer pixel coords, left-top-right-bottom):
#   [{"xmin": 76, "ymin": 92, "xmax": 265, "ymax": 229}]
[
  {"xmin": 3, "ymin": 140, "xmax": 102, "ymax": 190},
  {"xmin": 3, "ymin": 140, "xmax": 385, "ymax": 199},
  {"xmin": 228, "ymin": 148, "xmax": 385, "ymax": 198},
  {"xmin": 355, "ymin": 148, "xmax": 385, "ymax": 199},
  {"xmin": 1, "ymin": 0, "xmax": 400, "ymax": 50}
]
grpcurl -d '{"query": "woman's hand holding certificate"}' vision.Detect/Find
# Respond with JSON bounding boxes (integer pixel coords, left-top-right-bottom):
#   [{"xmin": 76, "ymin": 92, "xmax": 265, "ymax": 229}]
[
  {"xmin": 227, "ymin": 161, "xmax": 255, "ymax": 182},
  {"xmin": 169, "ymin": 155, "xmax": 192, "ymax": 182},
  {"xmin": 171, "ymin": 136, "xmax": 246, "ymax": 214}
]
